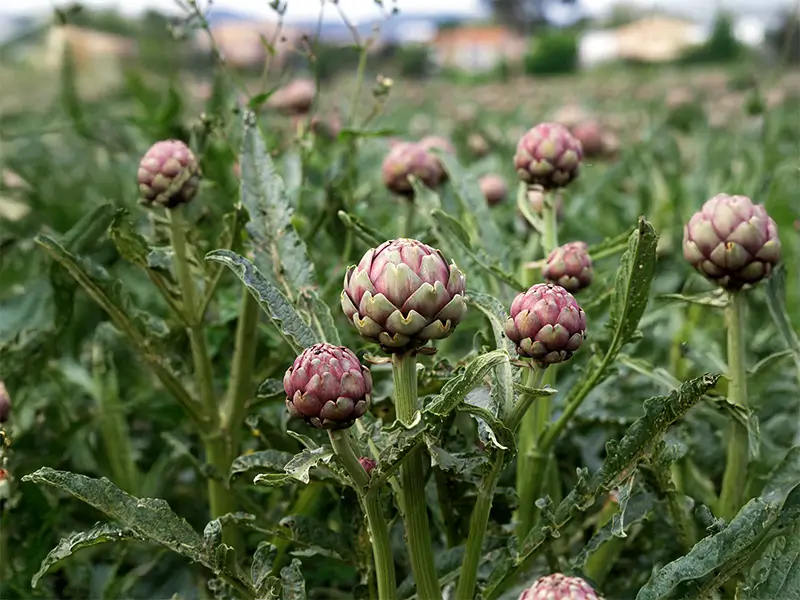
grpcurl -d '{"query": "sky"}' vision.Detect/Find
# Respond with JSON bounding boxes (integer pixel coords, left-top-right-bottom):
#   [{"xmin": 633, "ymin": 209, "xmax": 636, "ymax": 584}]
[{"xmin": 0, "ymin": 0, "xmax": 793, "ymax": 22}]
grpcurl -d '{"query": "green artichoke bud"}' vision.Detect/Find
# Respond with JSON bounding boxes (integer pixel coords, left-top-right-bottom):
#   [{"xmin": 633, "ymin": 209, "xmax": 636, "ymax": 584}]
[
  {"xmin": 504, "ymin": 283, "xmax": 586, "ymax": 365},
  {"xmin": 519, "ymin": 573, "xmax": 601, "ymax": 600},
  {"xmin": 683, "ymin": 193, "xmax": 780, "ymax": 290},
  {"xmin": 382, "ymin": 142, "xmax": 444, "ymax": 197},
  {"xmin": 138, "ymin": 140, "xmax": 200, "ymax": 208},
  {"xmin": 283, "ymin": 343, "xmax": 371, "ymax": 430},
  {"xmin": 479, "ymin": 174, "xmax": 508, "ymax": 207},
  {"xmin": 341, "ymin": 238, "xmax": 467, "ymax": 352},
  {"xmin": 543, "ymin": 241, "xmax": 594, "ymax": 293},
  {"xmin": 514, "ymin": 123, "xmax": 583, "ymax": 190}
]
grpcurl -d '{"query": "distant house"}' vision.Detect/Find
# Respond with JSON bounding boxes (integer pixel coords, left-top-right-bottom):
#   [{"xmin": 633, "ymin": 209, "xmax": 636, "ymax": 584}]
[
  {"xmin": 40, "ymin": 25, "xmax": 137, "ymax": 70},
  {"xmin": 430, "ymin": 25, "xmax": 526, "ymax": 72},
  {"xmin": 195, "ymin": 21, "xmax": 305, "ymax": 70}
]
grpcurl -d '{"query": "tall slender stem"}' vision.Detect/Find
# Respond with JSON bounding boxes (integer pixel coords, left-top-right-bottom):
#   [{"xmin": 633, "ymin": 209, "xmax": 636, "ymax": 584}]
[
  {"xmin": 221, "ymin": 290, "xmax": 260, "ymax": 460},
  {"xmin": 169, "ymin": 209, "xmax": 237, "ymax": 542},
  {"xmin": 402, "ymin": 198, "xmax": 415, "ymax": 239},
  {"xmin": 718, "ymin": 292, "xmax": 749, "ymax": 520},
  {"xmin": 392, "ymin": 352, "xmax": 440, "ymax": 600},
  {"xmin": 329, "ymin": 431, "xmax": 397, "ymax": 600}
]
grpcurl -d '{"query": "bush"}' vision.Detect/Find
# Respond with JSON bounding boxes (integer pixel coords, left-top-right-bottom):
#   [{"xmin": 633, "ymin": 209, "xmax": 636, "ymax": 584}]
[
  {"xmin": 680, "ymin": 13, "xmax": 743, "ymax": 64},
  {"xmin": 397, "ymin": 44, "xmax": 431, "ymax": 78},
  {"xmin": 523, "ymin": 30, "xmax": 578, "ymax": 75}
]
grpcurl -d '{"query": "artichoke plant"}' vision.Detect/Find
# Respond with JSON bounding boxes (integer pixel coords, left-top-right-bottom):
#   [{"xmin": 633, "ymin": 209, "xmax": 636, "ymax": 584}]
[
  {"xmin": 341, "ymin": 238, "xmax": 467, "ymax": 352},
  {"xmin": 381, "ymin": 142, "xmax": 444, "ymax": 196},
  {"xmin": 543, "ymin": 241, "xmax": 594, "ymax": 293},
  {"xmin": 283, "ymin": 343, "xmax": 372, "ymax": 430},
  {"xmin": 683, "ymin": 193, "xmax": 781, "ymax": 290},
  {"xmin": 519, "ymin": 573, "xmax": 601, "ymax": 600},
  {"xmin": 479, "ymin": 174, "xmax": 508, "ymax": 206},
  {"xmin": 505, "ymin": 283, "xmax": 586, "ymax": 365},
  {"xmin": 137, "ymin": 140, "xmax": 200, "ymax": 208},
  {"xmin": 514, "ymin": 122, "xmax": 583, "ymax": 190}
]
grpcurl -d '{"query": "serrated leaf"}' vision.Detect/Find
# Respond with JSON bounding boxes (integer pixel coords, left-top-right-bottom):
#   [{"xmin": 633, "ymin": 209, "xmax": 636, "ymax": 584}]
[
  {"xmin": 257, "ymin": 378, "xmax": 284, "ymax": 398},
  {"xmin": 21, "ymin": 468, "xmax": 225, "ymax": 586},
  {"xmin": 230, "ymin": 450, "xmax": 295, "ymax": 480},
  {"xmin": 607, "ymin": 217, "xmax": 659, "ymax": 350},
  {"xmin": 31, "ymin": 523, "xmax": 143, "ymax": 587},
  {"xmin": 425, "ymin": 350, "xmax": 509, "ymax": 417},
  {"xmin": 458, "ymin": 401, "xmax": 515, "ymax": 452},
  {"xmin": 659, "ymin": 290, "xmax": 729, "ymax": 308},
  {"xmin": 610, "ymin": 471, "xmax": 637, "ymax": 538},
  {"xmin": 61, "ymin": 203, "xmax": 117, "ymax": 254},
  {"xmin": 278, "ymin": 515, "xmax": 355, "ymax": 562},
  {"xmin": 253, "ymin": 473, "xmax": 292, "ymax": 487},
  {"xmin": 284, "ymin": 446, "xmax": 335, "ymax": 484},
  {"xmin": 280, "ymin": 559, "xmax": 306, "ymax": 600},
  {"xmin": 468, "ymin": 292, "xmax": 516, "ymax": 415},
  {"xmin": 741, "ymin": 520, "xmax": 800, "ymax": 599},
  {"xmin": 240, "ymin": 111, "xmax": 316, "ymax": 295},
  {"xmin": 336, "ymin": 211, "xmax": 386, "ymax": 248},
  {"xmin": 205, "ymin": 250, "xmax": 319, "ymax": 353},
  {"xmin": 300, "ymin": 289, "xmax": 340, "ymax": 346},
  {"xmin": 108, "ymin": 209, "xmax": 167, "ymax": 272},
  {"xmin": 428, "ymin": 446, "xmax": 488, "ymax": 477},
  {"xmin": 371, "ymin": 417, "xmax": 428, "ymax": 487},
  {"xmin": 251, "ymin": 542, "xmax": 278, "ymax": 596}
]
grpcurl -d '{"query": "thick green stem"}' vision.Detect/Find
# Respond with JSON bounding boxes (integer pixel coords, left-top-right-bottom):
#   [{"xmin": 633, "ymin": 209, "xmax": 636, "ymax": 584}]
[
  {"xmin": 540, "ymin": 191, "xmax": 559, "ymax": 254},
  {"xmin": 169, "ymin": 209, "xmax": 237, "ymax": 542},
  {"xmin": 718, "ymin": 292, "xmax": 749, "ymax": 521},
  {"xmin": 456, "ymin": 450, "xmax": 505, "ymax": 600},
  {"xmin": 392, "ymin": 352, "xmax": 440, "ymax": 600},
  {"xmin": 583, "ymin": 495, "xmax": 626, "ymax": 586},
  {"xmin": 329, "ymin": 431, "xmax": 396, "ymax": 600},
  {"xmin": 402, "ymin": 198, "xmax": 415, "ymax": 239},
  {"xmin": 221, "ymin": 290, "xmax": 260, "ymax": 460},
  {"xmin": 515, "ymin": 366, "xmax": 552, "ymax": 542}
]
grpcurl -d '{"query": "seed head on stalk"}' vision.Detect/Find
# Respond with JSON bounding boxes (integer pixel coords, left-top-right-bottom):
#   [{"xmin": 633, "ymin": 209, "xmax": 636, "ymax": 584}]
[
  {"xmin": 683, "ymin": 193, "xmax": 780, "ymax": 290},
  {"xmin": 341, "ymin": 238, "xmax": 467, "ymax": 353}
]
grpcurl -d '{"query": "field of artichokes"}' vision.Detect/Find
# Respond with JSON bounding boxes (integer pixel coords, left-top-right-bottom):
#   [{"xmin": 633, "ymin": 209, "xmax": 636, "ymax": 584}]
[{"xmin": 1, "ymin": 16, "xmax": 800, "ymax": 600}]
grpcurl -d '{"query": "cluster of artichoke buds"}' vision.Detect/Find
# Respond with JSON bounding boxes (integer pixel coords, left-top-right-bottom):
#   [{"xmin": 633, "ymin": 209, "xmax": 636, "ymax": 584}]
[
  {"xmin": 505, "ymin": 283, "xmax": 587, "ymax": 366},
  {"xmin": 382, "ymin": 141, "xmax": 445, "ymax": 197},
  {"xmin": 283, "ymin": 343, "xmax": 372, "ymax": 430},
  {"xmin": 479, "ymin": 174, "xmax": 508, "ymax": 207},
  {"xmin": 514, "ymin": 122, "xmax": 583, "ymax": 190},
  {"xmin": 137, "ymin": 140, "xmax": 200, "ymax": 208},
  {"xmin": 683, "ymin": 193, "xmax": 780, "ymax": 291},
  {"xmin": 341, "ymin": 238, "xmax": 467, "ymax": 352},
  {"xmin": 519, "ymin": 573, "xmax": 601, "ymax": 600},
  {"xmin": 543, "ymin": 241, "xmax": 594, "ymax": 293}
]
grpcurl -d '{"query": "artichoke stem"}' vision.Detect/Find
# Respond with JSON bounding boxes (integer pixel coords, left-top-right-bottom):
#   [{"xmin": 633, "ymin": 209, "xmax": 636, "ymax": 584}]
[
  {"xmin": 329, "ymin": 430, "xmax": 397, "ymax": 600},
  {"xmin": 402, "ymin": 197, "xmax": 415, "ymax": 238},
  {"xmin": 391, "ymin": 352, "xmax": 440, "ymax": 600},
  {"xmin": 718, "ymin": 291, "xmax": 749, "ymax": 520}
]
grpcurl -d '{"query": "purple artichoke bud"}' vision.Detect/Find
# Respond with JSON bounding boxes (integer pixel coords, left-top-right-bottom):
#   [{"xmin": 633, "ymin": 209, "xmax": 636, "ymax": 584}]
[
  {"xmin": 382, "ymin": 142, "xmax": 444, "ymax": 197},
  {"xmin": 519, "ymin": 573, "xmax": 601, "ymax": 600},
  {"xmin": 543, "ymin": 241, "xmax": 594, "ymax": 293},
  {"xmin": 341, "ymin": 238, "xmax": 467, "ymax": 352},
  {"xmin": 479, "ymin": 174, "xmax": 508, "ymax": 207},
  {"xmin": 138, "ymin": 140, "xmax": 200, "ymax": 208},
  {"xmin": 283, "ymin": 343, "xmax": 372, "ymax": 430},
  {"xmin": 514, "ymin": 123, "xmax": 583, "ymax": 190},
  {"xmin": 358, "ymin": 457, "xmax": 376, "ymax": 475},
  {"xmin": 0, "ymin": 381, "xmax": 9, "ymax": 423},
  {"xmin": 419, "ymin": 135, "xmax": 455, "ymax": 156},
  {"xmin": 683, "ymin": 193, "xmax": 781, "ymax": 290},
  {"xmin": 504, "ymin": 283, "xmax": 586, "ymax": 365},
  {"xmin": 268, "ymin": 78, "xmax": 316, "ymax": 116}
]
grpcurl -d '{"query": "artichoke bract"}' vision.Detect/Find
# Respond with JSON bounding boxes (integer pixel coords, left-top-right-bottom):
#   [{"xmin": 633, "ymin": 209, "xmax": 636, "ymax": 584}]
[
  {"xmin": 479, "ymin": 174, "xmax": 508, "ymax": 207},
  {"xmin": 514, "ymin": 123, "xmax": 583, "ymax": 190},
  {"xmin": 382, "ymin": 142, "xmax": 444, "ymax": 197},
  {"xmin": 137, "ymin": 140, "xmax": 200, "ymax": 208},
  {"xmin": 358, "ymin": 457, "xmax": 376, "ymax": 475},
  {"xmin": 543, "ymin": 241, "xmax": 594, "ymax": 293},
  {"xmin": 519, "ymin": 573, "xmax": 601, "ymax": 600},
  {"xmin": 341, "ymin": 238, "xmax": 467, "ymax": 352},
  {"xmin": 683, "ymin": 193, "xmax": 781, "ymax": 290},
  {"xmin": 505, "ymin": 283, "xmax": 586, "ymax": 365},
  {"xmin": 283, "ymin": 343, "xmax": 371, "ymax": 430}
]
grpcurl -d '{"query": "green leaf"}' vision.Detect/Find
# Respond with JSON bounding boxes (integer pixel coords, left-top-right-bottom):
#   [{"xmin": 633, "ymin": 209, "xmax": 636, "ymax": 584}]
[
  {"xmin": 108, "ymin": 209, "xmax": 169, "ymax": 273},
  {"xmin": 280, "ymin": 559, "xmax": 307, "ymax": 600},
  {"xmin": 31, "ymin": 523, "xmax": 143, "ymax": 588},
  {"xmin": 610, "ymin": 472, "xmax": 637, "ymax": 538},
  {"xmin": 336, "ymin": 211, "xmax": 387, "ymax": 248},
  {"xmin": 61, "ymin": 203, "xmax": 117, "ymax": 254},
  {"xmin": 371, "ymin": 416, "xmax": 428, "ymax": 488},
  {"xmin": 458, "ymin": 400, "xmax": 516, "ymax": 452},
  {"xmin": 468, "ymin": 292, "xmax": 516, "ymax": 414},
  {"xmin": 741, "ymin": 520, "xmax": 800, "ymax": 600},
  {"xmin": 229, "ymin": 450, "xmax": 295, "ymax": 480},
  {"xmin": 278, "ymin": 515, "xmax": 355, "ymax": 562},
  {"xmin": 430, "ymin": 209, "xmax": 523, "ymax": 290},
  {"xmin": 764, "ymin": 266, "xmax": 800, "ymax": 374},
  {"xmin": 205, "ymin": 250, "xmax": 319, "ymax": 353},
  {"xmin": 659, "ymin": 290, "xmax": 729, "ymax": 308},
  {"xmin": 428, "ymin": 446, "xmax": 488, "ymax": 477},
  {"xmin": 587, "ymin": 230, "xmax": 633, "ymax": 261},
  {"xmin": 251, "ymin": 542, "xmax": 279, "ymax": 597},
  {"xmin": 22, "ymin": 468, "xmax": 213, "ymax": 573},
  {"xmin": 337, "ymin": 127, "xmax": 396, "ymax": 141},
  {"xmin": 607, "ymin": 217, "xmax": 659, "ymax": 351},
  {"xmin": 300, "ymin": 289, "xmax": 340, "ymax": 346},
  {"xmin": 257, "ymin": 378, "xmax": 285, "ymax": 398},
  {"xmin": 284, "ymin": 446, "xmax": 335, "ymax": 484},
  {"xmin": 240, "ymin": 111, "xmax": 316, "ymax": 294},
  {"xmin": 425, "ymin": 350, "xmax": 510, "ymax": 417}
]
